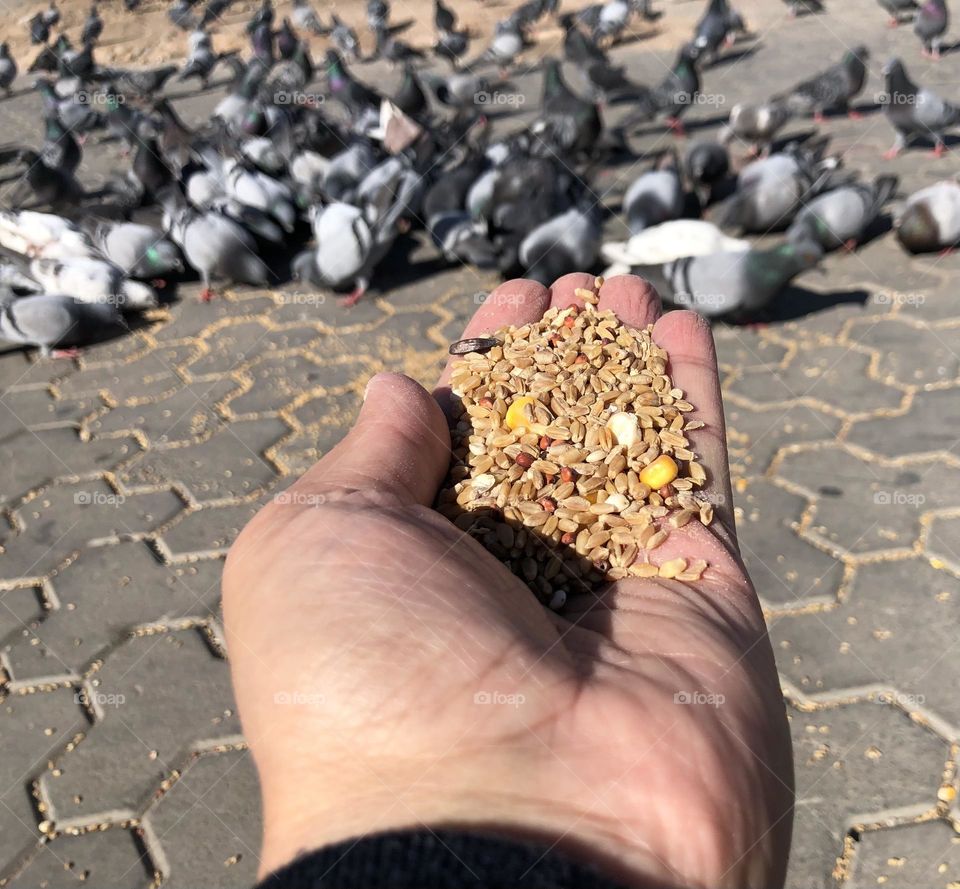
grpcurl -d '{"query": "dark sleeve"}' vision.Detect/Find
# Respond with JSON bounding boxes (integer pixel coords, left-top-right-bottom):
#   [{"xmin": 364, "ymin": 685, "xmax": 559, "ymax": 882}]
[{"xmin": 255, "ymin": 827, "xmax": 635, "ymax": 889}]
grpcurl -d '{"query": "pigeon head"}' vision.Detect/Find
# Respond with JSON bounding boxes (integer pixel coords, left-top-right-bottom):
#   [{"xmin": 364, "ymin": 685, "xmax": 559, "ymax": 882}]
[
  {"xmin": 291, "ymin": 248, "xmax": 321, "ymax": 284},
  {"xmin": 896, "ymin": 202, "xmax": 940, "ymax": 254}
]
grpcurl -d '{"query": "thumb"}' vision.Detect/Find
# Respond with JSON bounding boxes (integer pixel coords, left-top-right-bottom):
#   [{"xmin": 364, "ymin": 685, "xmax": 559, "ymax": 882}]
[{"xmin": 294, "ymin": 373, "xmax": 452, "ymax": 506}]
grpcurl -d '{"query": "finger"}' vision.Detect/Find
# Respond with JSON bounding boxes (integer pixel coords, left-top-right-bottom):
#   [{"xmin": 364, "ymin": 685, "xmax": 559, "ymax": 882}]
[
  {"xmin": 596, "ymin": 274, "xmax": 663, "ymax": 329},
  {"xmin": 434, "ymin": 278, "xmax": 550, "ymax": 399},
  {"xmin": 293, "ymin": 372, "xmax": 450, "ymax": 507},
  {"xmin": 653, "ymin": 309, "xmax": 738, "ymax": 551},
  {"xmin": 547, "ymin": 271, "xmax": 596, "ymax": 311}
]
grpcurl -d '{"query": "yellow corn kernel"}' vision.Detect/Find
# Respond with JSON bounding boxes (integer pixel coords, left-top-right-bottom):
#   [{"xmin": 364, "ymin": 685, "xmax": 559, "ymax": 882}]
[
  {"xmin": 639, "ymin": 455, "xmax": 678, "ymax": 490},
  {"xmin": 504, "ymin": 396, "xmax": 547, "ymax": 433}
]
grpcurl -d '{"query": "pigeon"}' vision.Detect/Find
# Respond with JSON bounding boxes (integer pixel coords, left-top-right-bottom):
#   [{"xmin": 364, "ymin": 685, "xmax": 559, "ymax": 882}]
[
  {"xmin": 29, "ymin": 257, "xmax": 158, "ymax": 309},
  {"xmin": 41, "ymin": 114, "xmax": 81, "ymax": 177},
  {"xmin": 783, "ymin": 0, "xmax": 825, "ymax": 15},
  {"xmin": 199, "ymin": 0, "xmax": 232, "ymax": 27},
  {"xmin": 325, "ymin": 49, "xmax": 381, "ymax": 120},
  {"xmin": 534, "ymin": 58, "xmax": 603, "ymax": 159},
  {"xmin": 593, "ymin": 0, "xmax": 636, "ymax": 42},
  {"xmin": 621, "ymin": 151, "xmax": 685, "ymax": 235},
  {"xmin": 435, "ymin": 0, "xmax": 457, "ymax": 33},
  {"xmin": 0, "ymin": 263, "xmax": 42, "ymax": 292},
  {"xmin": 559, "ymin": 13, "xmax": 607, "ymax": 65},
  {"xmin": 81, "ymin": 4, "xmax": 104, "ymax": 46},
  {"xmin": 784, "ymin": 45, "xmax": 869, "ymax": 121},
  {"xmin": 879, "ymin": 0, "xmax": 920, "ymax": 25},
  {"xmin": 245, "ymin": 0, "xmax": 274, "ymax": 35},
  {"xmin": 291, "ymin": 0, "xmax": 328, "ymax": 35},
  {"xmin": 0, "ymin": 209, "xmax": 94, "ymax": 259},
  {"xmin": 601, "ymin": 219, "xmax": 750, "ymax": 276},
  {"xmin": 179, "ymin": 33, "xmax": 222, "ymax": 87},
  {"xmin": 882, "ymin": 57, "xmax": 960, "ymax": 157},
  {"xmin": 693, "ymin": 0, "xmax": 738, "ymax": 66},
  {"xmin": 367, "ymin": 0, "xmax": 390, "ymax": 36},
  {"xmin": 163, "ymin": 198, "xmax": 270, "ymax": 299},
  {"xmin": 0, "ymin": 43, "xmax": 17, "ymax": 95},
  {"xmin": 895, "ymin": 179, "xmax": 960, "ymax": 252},
  {"xmin": 685, "ymin": 141, "xmax": 731, "ymax": 205},
  {"xmin": 434, "ymin": 29, "xmax": 470, "ymax": 68},
  {"xmin": 116, "ymin": 64, "xmax": 179, "ymax": 96},
  {"xmin": 130, "ymin": 135, "xmax": 174, "ymax": 201},
  {"xmin": 915, "ymin": 0, "xmax": 949, "ymax": 58},
  {"xmin": 0, "ymin": 292, "xmax": 121, "ymax": 355},
  {"xmin": 330, "ymin": 14, "xmax": 361, "ymax": 60},
  {"xmin": 714, "ymin": 143, "xmax": 843, "ymax": 233},
  {"xmin": 92, "ymin": 221, "xmax": 183, "ymax": 278},
  {"xmin": 518, "ymin": 203, "xmax": 602, "ymax": 284},
  {"xmin": 787, "ymin": 175, "xmax": 899, "ymax": 251},
  {"xmin": 29, "ymin": 13, "xmax": 51, "ymax": 46},
  {"xmin": 293, "ymin": 203, "xmax": 374, "ymax": 304},
  {"xmin": 429, "ymin": 212, "xmax": 499, "ymax": 266},
  {"xmin": 722, "ymin": 99, "xmax": 792, "ymax": 156},
  {"xmin": 169, "ymin": 0, "xmax": 199, "ymax": 31},
  {"xmin": 0, "ymin": 147, "xmax": 84, "ymax": 208},
  {"xmin": 43, "ymin": 1, "xmax": 61, "ymax": 29},
  {"xmin": 624, "ymin": 43, "xmax": 701, "ymax": 137},
  {"xmin": 223, "ymin": 158, "xmax": 297, "ymax": 232},
  {"xmin": 639, "ymin": 238, "xmax": 824, "ymax": 318},
  {"xmin": 471, "ymin": 19, "xmax": 525, "ymax": 71}
]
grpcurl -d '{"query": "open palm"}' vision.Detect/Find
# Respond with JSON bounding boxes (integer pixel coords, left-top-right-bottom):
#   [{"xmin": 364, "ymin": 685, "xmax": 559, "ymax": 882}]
[{"xmin": 223, "ymin": 274, "xmax": 793, "ymax": 889}]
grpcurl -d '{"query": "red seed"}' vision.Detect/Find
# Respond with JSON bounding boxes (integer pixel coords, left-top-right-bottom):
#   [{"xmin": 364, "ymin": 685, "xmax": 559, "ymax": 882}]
[
  {"xmin": 560, "ymin": 531, "xmax": 576, "ymax": 545},
  {"xmin": 658, "ymin": 484, "xmax": 676, "ymax": 499},
  {"xmin": 538, "ymin": 497, "xmax": 557, "ymax": 513},
  {"xmin": 538, "ymin": 435, "xmax": 552, "ymax": 450},
  {"xmin": 478, "ymin": 396, "xmax": 494, "ymax": 409},
  {"xmin": 574, "ymin": 354, "xmax": 588, "ymax": 364},
  {"xmin": 515, "ymin": 453, "xmax": 534, "ymax": 469},
  {"xmin": 560, "ymin": 466, "xmax": 578, "ymax": 484},
  {"xmin": 563, "ymin": 315, "xmax": 575, "ymax": 329},
  {"xmin": 566, "ymin": 304, "xmax": 579, "ymax": 315}
]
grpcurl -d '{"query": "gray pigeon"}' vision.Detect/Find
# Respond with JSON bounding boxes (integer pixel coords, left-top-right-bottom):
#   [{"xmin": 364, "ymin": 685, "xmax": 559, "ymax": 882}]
[
  {"xmin": 639, "ymin": 238, "xmax": 824, "ymax": 318},
  {"xmin": 518, "ymin": 204, "xmax": 602, "ymax": 285},
  {"xmin": 722, "ymin": 99, "xmax": 793, "ymax": 156},
  {"xmin": 915, "ymin": 0, "xmax": 949, "ymax": 58},
  {"xmin": 163, "ymin": 200, "xmax": 270, "ymax": 299},
  {"xmin": 330, "ymin": 14, "xmax": 360, "ymax": 60},
  {"xmin": 0, "ymin": 291, "xmax": 120, "ymax": 355},
  {"xmin": 714, "ymin": 143, "xmax": 843, "ymax": 233},
  {"xmin": 0, "ymin": 42, "xmax": 17, "ymax": 95},
  {"xmin": 787, "ymin": 175, "xmax": 899, "ymax": 251},
  {"xmin": 784, "ymin": 45, "xmax": 869, "ymax": 120},
  {"xmin": 291, "ymin": 0, "xmax": 328, "ymax": 34},
  {"xmin": 882, "ymin": 57, "xmax": 960, "ymax": 156},
  {"xmin": 896, "ymin": 179, "xmax": 960, "ymax": 252},
  {"xmin": 93, "ymin": 221, "xmax": 184, "ymax": 278},
  {"xmin": 621, "ymin": 152, "xmax": 684, "ymax": 235},
  {"xmin": 879, "ymin": 0, "xmax": 920, "ymax": 25},
  {"xmin": 29, "ymin": 257, "xmax": 158, "ymax": 310},
  {"xmin": 783, "ymin": 0, "xmax": 825, "ymax": 14},
  {"xmin": 471, "ymin": 20, "xmax": 524, "ymax": 71}
]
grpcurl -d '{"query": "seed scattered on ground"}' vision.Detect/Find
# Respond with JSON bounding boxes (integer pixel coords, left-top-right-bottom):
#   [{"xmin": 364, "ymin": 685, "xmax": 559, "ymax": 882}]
[
  {"xmin": 448, "ymin": 336, "xmax": 500, "ymax": 356},
  {"xmin": 437, "ymin": 281, "xmax": 714, "ymax": 609}
]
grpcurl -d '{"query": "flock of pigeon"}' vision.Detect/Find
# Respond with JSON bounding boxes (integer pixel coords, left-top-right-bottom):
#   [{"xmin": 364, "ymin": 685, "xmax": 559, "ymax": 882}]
[{"xmin": 0, "ymin": 0, "xmax": 958, "ymax": 355}]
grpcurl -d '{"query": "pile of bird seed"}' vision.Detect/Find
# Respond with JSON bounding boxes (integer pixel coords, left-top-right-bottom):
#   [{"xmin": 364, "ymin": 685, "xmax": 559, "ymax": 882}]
[{"xmin": 436, "ymin": 280, "xmax": 715, "ymax": 610}]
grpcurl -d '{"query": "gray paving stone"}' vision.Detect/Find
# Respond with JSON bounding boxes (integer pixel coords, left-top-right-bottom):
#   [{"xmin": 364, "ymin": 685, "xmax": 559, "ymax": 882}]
[
  {"xmin": 729, "ymin": 346, "xmax": 905, "ymax": 417},
  {"xmin": 39, "ymin": 629, "xmax": 240, "ymax": 825},
  {"xmin": 848, "ymin": 820, "xmax": 960, "ymax": 888},
  {"xmin": 0, "ymin": 690, "xmax": 87, "ymax": 876},
  {"xmin": 0, "ymin": 389, "xmax": 97, "ymax": 431},
  {"xmin": 927, "ymin": 515, "xmax": 960, "ymax": 574},
  {"xmin": 225, "ymin": 353, "xmax": 328, "ymax": 417},
  {"xmin": 1, "ymin": 483, "xmax": 184, "ymax": 584},
  {"xmin": 772, "ymin": 558, "xmax": 960, "ymax": 726},
  {"xmin": 272, "ymin": 425, "xmax": 348, "ymax": 475},
  {"xmin": 291, "ymin": 390, "xmax": 362, "ymax": 429},
  {"xmin": 847, "ymin": 318, "xmax": 960, "ymax": 386},
  {"xmin": 151, "ymin": 299, "xmax": 278, "ymax": 344},
  {"xmin": 714, "ymin": 331, "xmax": 789, "ymax": 373},
  {"xmin": 7, "ymin": 828, "xmax": 152, "ymax": 889},
  {"xmin": 0, "ymin": 429, "xmax": 137, "ymax": 508},
  {"xmin": 4, "ymin": 544, "xmax": 221, "ymax": 684},
  {"xmin": 0, "ymin": 587, "xmax": 45, "ymax": 648},
  {"xmin": 775, "ymin": 447, "xmax": 960, "ymax": 556},
  {"xmin": 786, "ymin": 702, "xmax": 948, "ymax": 889},
  {"xmin": 157, "ymin": 501, "xmax": 266, "ymax": 559},
  {"xmin": 117, "ymin": 419, "xmax": 288, "ymax": 502},
  {"xmin": 146, "ymin": 750, "xmax": 260, "ymax": 889},
  {"xmin": 735, "ymin": 479, "xmax": 845, "ymax": 608},
  {"xmin": 847, "ymin": 388, "xmax": 960, "ymax": 459},
  {"xmin": 54, "ymin": 346, "xmax": 196, "ymax": 401}
]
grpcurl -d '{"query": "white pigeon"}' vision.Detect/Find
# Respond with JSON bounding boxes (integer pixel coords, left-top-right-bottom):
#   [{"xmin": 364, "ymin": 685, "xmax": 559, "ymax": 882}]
[
  {"xmin": 0, "ymin": 210, "xmax": 95, "ymax": 260},
  {"xmin": 29, "ymin": 257, "xmax": 158, "ymax": 310},
  {"xmin": 601, "ymin": 219, "xmax": 751, "ymax": 277}
]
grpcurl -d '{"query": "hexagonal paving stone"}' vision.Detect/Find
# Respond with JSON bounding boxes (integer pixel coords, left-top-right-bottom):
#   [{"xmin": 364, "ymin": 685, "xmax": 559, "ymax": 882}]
[
  {"xmin": 146, "ymin": 750, "xmax": 260, "ymax": 889},
  {"xmin": 54, "ymin": 346, "xmax": 196, "ymax": 401},
  {"xmin": 291, "ymin": 389, "xmax": 362, "ymax": 429},
  {"xmin": 0, "ymin": 352, "xmax": 43, "ymax": 392},
  {"xmin": 847, "ymin": 388, "xmax": 960, "ymax": 459},
  {"xmin": 117, "ymin": 419, "xmax": 287, "ymax": 503},
  {"xmin": 225, "ymin": 353, "xmax": 330, "ymax": 417},
  {"xmin": 845, "ymin": 318, "xmax": 960, "ymax": 387},
  {"xmin": 4, "ymin": 544, "xmax": 222, "ymax": 685},
  {"xmin": 39, "ymin": 629, "xmax": 240, "ymax": 825},
  {"xmin": 848, "ymin": 820, "xmax": 960, "ymax": 888},
  {"xmin": 178, "ymin": 320, "xmax": 278, "ymax": 379},
  {"xmin": 1, "ymin": 482, "xmax": 183, "ymax": 584},
  {"xmin": 729, "ymin": 346, "xmax": 905, "ymax": 417},
  {"xmin": 0, "ymin": 587, "xmax": 45, "ymax": 647},
  {"xmin": 714, "ymin": 330, "xmax": 789, "ymax": 373},
  {"xmin": 771, "ymin": 558, "xmax": 960, "ymax": 725},
  {"xmin": 775, "ymin": 447, "xmax": 960, "ymax": 557},
  {"xmin": 726, "ymin": 403, "xmax": 842, "ymax": 478},
  {"xmin": 900, "ymin": 277, "xmax": 960, "ymax": 323},
  {"xmin": 150, "ymin": 300, "xmax": 278, "ymax": 345},
  {"xmin": 83, "ymin": 379, "xmax": 236, "ymax": 446},
  {"xmin": 271, "ymin": 425, "xmax": 347, "ymax": 476},
  {"xmin": 0, "ymin": 429, "xmax": 137, "ymax": 508},
  {"xmin": 735, "ymin": 480, "xmax": 845, "ymax": 608},
  {"xmin": 0, "ymin": 690, "xmax": 87, "ymax": 874},
  {"xmin": 7, "ymin": 828, "xmax": 152, "ymax": 889},
  {"xmin": 786, "ymin": 701, "xmax": 948, "ymax": 889},
  {"xmin": 156, "ymin": 500, "xmax": 266, "ymax": 560},
  {"xmin": 926, "ymin": 514, "xmax": 960, "ymax": 573},
  {"xmin": 0, "ymin": 389, "xmax": 97, "ymax": 430},
  {"xmin": 269, "ymin": 288, "xmax": 389, "ymax": 328}
]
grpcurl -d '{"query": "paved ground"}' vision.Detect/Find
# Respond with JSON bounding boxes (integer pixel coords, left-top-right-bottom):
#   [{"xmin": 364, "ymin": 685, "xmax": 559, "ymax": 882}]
[{"xmin": 2, "ymin": 0, "xmax": 960, "ymax": 886}]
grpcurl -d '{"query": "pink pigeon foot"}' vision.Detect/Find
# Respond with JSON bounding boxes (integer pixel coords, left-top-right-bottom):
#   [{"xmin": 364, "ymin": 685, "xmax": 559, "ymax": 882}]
[
  {"xmin": 200, "ymin": 287, "xmax": 216, "ymax": 302},
  {"xmin": 51, "ymin": 347, "xmax": 81, "ymax": 359}
]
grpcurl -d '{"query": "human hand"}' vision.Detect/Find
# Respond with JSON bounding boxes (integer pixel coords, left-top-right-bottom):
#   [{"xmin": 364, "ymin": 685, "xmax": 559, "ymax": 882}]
[{"xmin": 222, "ymin": 274, "xmax": 793, "ymax": 889}]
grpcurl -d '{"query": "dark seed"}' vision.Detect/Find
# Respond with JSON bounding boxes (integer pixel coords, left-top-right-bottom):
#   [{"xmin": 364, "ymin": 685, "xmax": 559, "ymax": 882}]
[{"xmin": 449, "ymin": 337, "xmax": 499, "ymax": 356}]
